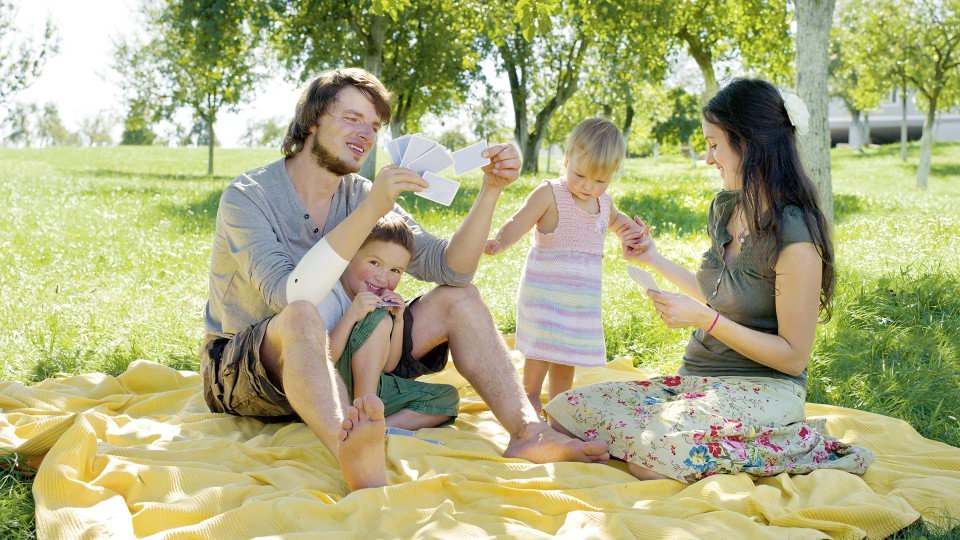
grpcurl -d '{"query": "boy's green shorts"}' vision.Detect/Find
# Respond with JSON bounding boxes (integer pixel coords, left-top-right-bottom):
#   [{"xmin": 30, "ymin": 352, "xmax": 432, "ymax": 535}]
[{"xmin": 337, "ymin": 308, "xmax": 459, "ymax": 419}]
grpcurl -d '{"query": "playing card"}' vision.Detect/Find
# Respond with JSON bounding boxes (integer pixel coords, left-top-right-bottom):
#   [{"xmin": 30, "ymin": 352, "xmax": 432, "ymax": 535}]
[
  {"xmin": 626, "ymin": 266, "xmax": 661, "ymax": 292},
  {"xmin": 396, "ymin": 133, "xmax": 417, "ymax": 157},
  {"xmin": 385, "ymin": 426, "xmax": 443, "ymax": 445},
  {"xmin": 451, "ymin": 141, "xmax": 490, "ymax": 176},
  {"xmin": 386, "ymin": 139, "xmax": 402, "ymax": 165},
  {"xmin": 376, "ymin": 299, "xmax": 402, "ymax": 307},
  {"xmin": 405, "ymin": 145, "xmax": 454, "ymax": 176},
  {"xmin": 416, "ymin": 171, "xmax": 460, "ymax": 206},
  {"xmin": 399, "ymin": 135, "xmax": 436, "ymax": 168}
]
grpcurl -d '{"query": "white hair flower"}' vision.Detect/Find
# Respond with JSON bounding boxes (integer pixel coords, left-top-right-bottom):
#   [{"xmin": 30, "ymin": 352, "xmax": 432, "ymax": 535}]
[{"xmin": 779, "ymin": 89, "xmax": 809, "ymax": 137}]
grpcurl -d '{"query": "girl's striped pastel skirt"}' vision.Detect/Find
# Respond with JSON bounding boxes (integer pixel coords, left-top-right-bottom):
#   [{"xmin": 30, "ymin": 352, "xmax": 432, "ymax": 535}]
[{"xmin": 515, "ymin": 248, "xmax": 606, "ymax": 367}]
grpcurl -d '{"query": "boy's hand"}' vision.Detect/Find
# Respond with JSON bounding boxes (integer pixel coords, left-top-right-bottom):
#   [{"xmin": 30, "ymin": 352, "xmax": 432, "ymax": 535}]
[
  {"xmin": 378, "ymin": 290, "xmax": 406, "ymax": 317},
  {"xmin": 346, "ymin": 292, "xmax": 380, "ymax": 322},
  {"xmin": 484, "ymin": 238, "xmax": 503, "ymax": 256}
]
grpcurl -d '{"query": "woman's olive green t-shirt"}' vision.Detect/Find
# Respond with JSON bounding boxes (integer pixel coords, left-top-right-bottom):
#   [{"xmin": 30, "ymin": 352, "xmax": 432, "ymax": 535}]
[{"xmin": 680, "ymin": 190, "xmax": 815, "ymax": 388}]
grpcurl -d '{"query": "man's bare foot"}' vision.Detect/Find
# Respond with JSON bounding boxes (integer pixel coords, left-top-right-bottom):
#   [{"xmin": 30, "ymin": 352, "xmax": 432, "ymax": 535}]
[
  {"xmin": 504, "ymin": 422, "xmax": 609, "ymax": 464},
  {"xmin": 627, "ymin": 462, "xmax": 671, "ymax": 481},
  {"xmin": 337, "ymin": 395, "xmax": 387, "ymax": 491}
]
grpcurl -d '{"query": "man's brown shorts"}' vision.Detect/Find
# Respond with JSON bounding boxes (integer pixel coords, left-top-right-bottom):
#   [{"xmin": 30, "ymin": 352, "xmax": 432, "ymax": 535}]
[{"xmin": 201, "ymin": 295, "xmax": 451, "ymax": 418}]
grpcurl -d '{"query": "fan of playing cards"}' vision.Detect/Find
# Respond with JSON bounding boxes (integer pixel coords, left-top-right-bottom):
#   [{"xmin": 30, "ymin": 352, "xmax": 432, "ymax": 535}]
[{"xmin": 386, "ymin": 134, "xmax": 490, "ymax": 206}]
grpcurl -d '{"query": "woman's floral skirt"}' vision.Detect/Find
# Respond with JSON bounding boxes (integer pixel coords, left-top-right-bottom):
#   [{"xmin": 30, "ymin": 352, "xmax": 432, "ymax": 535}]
[{"xmin": 543, "ymin": 375, "xmax": 874, "ymax": 483}]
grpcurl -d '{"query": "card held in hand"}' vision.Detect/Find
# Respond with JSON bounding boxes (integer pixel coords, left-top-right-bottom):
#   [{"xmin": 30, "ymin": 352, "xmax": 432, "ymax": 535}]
[
  {"xmin": 417, "ymin": 172, "xmax": 460, "ymax": 206},
  {"xmin": 451, "ymin": 141, "xmax": 490, "ymax": 176},
  {"xmin": 405, "ymin": 145, "xmax": 454, "ymax": 176},
  {"xmin": 626, "ymin": 266, "xmax": 661, "ymax": 292}
]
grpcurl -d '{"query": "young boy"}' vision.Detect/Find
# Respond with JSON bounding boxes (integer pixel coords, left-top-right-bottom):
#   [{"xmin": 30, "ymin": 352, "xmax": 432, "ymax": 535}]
[{"xmin": 317, "ymin": 214, "xmax": 459, "ymax": 430}]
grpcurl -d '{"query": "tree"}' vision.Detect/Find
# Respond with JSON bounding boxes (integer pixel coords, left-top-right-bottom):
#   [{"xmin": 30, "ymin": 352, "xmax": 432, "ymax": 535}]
[
  {"xmin": 470, "ymin": 81, "xmax": 505, "ymax": 144},
  {"xmin": 271, "ymin": 0, "xmax": 483, "ymax": 179},
  {"xmin": 79, "ymin": 111, "xmax": 117, "ymax": 147},
  {"xmin": 0, "ymin": 0, "xmax": 59, "ymax": 103},
  {"xmin": 120, "ymin": 99, "xmax": 157, "ymax": 145},
  {"xmin": 484, "ymin": 1, "xmax": 593, "ymax": 174},
  {"xmin": 37, "ymin": 102, "xmax": 73, "ymax": 146},
  {"xmin": 241, "ymin": 116, "xmax": 285, "ymax": 148},
  {"xmin": 901, "ymin": 0, "xmax": 960, "ymax": 188},
  {"xmin": 652, "ymin": 87, "xmax": 702, "ymax": 164},
  {"xmin": 796, "ymin": 0, "xmax": 836, "ymax": 222},
  {"xmin": 3, "ymin": 102, "xmax": 37, "ymax": 147},
  {"xmin": 670, "ymin": 0, "xmax": 793, "ymax": 97},
  {"xmin": 832, "ymin": 0, "xmax": 907, "ymax": 155},
  {"xmin": 119, "ymin": 0, "xmax": 267, "ymax": 174}
]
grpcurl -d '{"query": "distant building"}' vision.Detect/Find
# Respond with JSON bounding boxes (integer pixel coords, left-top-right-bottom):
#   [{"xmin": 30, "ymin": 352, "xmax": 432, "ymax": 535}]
[{"xmin": 829, "ymin": 89, "xmax": 960, "ymax": 146}]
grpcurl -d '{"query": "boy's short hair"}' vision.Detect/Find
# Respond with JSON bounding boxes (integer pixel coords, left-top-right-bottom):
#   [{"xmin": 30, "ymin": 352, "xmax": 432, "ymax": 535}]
[
  {"xmin": 362, "ymin": 214, "xmax": 416, "ymax": 259},
  {"xmin": 563, "ymin": 117, "xmax": 626, "ymax": 180}
]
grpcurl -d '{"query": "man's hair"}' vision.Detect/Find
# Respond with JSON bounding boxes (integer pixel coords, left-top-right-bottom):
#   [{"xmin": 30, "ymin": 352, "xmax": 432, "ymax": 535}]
[
  {"xmin": 362, "ymin": 214, "xmax": 416, "ymax": 259},
  {"xmin": 281, "ymin": 68, "xmax": 392, "ymax": 157},
  {"xmin": 563, "ymin": 117, "xmax": 626, "ymax": 180}
]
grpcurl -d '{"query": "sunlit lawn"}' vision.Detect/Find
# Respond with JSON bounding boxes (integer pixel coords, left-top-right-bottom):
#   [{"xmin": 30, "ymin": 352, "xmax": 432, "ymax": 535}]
[{"xmin": 0, "ymin": 142, "xmax": 958, "ymax": 539}]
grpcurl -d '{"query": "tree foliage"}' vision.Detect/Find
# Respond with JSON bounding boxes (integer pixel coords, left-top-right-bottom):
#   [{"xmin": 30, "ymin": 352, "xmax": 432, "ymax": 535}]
[
  {"xmin": 0, "ymin": 0, "xmax": 59, "ymax": 103},
  {"xmin": 115, "ymin": 0, "xmax": 268, "ymax": 173},
  {"xmin": 270, "ymin": 0, "xmax": 483, "ymax": 178}
]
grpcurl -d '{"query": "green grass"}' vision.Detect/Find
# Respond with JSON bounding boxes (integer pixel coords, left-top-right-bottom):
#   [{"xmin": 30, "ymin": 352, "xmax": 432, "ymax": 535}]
[{"xmin": 0, "ymin": 142, "xmax": 958, "ymax": 538}]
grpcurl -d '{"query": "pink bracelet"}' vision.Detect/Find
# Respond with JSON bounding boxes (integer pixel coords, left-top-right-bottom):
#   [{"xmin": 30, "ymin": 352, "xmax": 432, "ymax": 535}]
[{"xmin": 706, "ymin": 311, "xmax": 720, "ymax": 334}]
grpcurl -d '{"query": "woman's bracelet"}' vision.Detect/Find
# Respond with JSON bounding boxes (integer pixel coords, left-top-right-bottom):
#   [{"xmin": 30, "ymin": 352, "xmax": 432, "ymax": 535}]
[{"xmin": 706, "ymin": 311, "xmax": 721, "ymax": 334}]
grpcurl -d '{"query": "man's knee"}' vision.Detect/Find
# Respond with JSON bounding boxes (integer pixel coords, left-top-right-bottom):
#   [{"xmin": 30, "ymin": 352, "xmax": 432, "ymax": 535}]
[
  {"xmin": 274, "ymin": 300, "xmax": 326, "ymax": 343},
  {"xmin": 434, "ymin": 284, "xmax": 484, "ymax": 314}
]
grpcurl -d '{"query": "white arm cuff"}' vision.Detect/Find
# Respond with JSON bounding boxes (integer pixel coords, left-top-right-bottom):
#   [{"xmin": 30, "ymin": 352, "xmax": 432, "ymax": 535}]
[{"xmin": 286, "ymin": 238, "xmax": 350, "ymax": 306}]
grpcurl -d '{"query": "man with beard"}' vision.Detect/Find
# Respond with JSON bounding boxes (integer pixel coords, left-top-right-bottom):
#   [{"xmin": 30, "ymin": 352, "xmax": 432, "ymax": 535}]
[{"xmin": 200, "ymin": 68, "xmax": 610, "ymax": 491}]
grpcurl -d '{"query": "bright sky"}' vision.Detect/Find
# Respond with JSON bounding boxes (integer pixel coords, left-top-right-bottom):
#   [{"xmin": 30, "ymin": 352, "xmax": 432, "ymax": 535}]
[{"xmin": 14, "ymin": 0, "xmax": 302, "ymax": 147}]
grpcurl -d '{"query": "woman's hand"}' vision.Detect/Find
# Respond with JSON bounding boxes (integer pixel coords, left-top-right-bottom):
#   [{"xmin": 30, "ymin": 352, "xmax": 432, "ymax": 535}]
[
  {"xmin": 647, "ymin": 290, "xmax": 716, "ymax": 330},
  {"xmin": 622, "ymin": 216, "xmax": 659, "ymax": 266}
]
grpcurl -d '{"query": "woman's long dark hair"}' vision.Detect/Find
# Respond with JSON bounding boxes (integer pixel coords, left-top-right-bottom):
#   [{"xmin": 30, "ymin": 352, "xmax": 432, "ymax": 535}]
[{"xmin": 703, "ymin": 78, "xmax": 836, "ymax": 321}]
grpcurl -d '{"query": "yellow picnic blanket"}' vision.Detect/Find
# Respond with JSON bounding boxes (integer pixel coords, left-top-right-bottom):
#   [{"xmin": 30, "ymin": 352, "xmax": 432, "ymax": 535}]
[{"xmin": 1, "ymin": 356, "xmax": 958, "ymax": 539}]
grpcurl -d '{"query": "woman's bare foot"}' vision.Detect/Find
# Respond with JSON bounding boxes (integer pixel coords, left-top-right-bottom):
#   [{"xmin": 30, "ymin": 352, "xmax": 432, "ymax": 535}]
[
  {"xmin": 627, "ymin": 462, "xmax": 671, "ymax": 481},
  {"xmin": 337, "ymin": 395, "xmax": 387, "ymax": 491},
  {"xmin": 504, "ymin": 422, "xmax": 609, "ymax": 464}
]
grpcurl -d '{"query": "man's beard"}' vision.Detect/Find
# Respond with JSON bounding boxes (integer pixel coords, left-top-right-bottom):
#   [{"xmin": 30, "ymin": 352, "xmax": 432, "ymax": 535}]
[{"xmin": 311, "ymin": 136, "xmax": 360, "ymax": 176}]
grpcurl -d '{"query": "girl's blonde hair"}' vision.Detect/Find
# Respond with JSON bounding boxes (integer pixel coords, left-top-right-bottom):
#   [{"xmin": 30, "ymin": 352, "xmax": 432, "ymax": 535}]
[{"xmin": 563, "ymin": 117, "xmax": 626, "ymax": 180}]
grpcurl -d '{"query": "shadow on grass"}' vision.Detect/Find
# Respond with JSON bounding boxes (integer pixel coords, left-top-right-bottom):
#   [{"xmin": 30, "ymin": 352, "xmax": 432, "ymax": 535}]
[
  {"xmin": 834, "ymin": 193, "xmax": 867, "ymax": 222},
  {"xmin": 80, "ymin": 169, "xmax": 229, "ymax": 183},
  {"xmin": 931, "ymin": 163, "xmax": 960, "ymax": 178},
  {"xmin": 162, "ymin": 189, "xmax": 222, "ymax": 234},
  {"xmin": 615, "ymin": 189, "xmax": 710, "ymax": 237},
  {"xmin": 809, "ymin": 267, "xmax": 960, "ymax": 448}
]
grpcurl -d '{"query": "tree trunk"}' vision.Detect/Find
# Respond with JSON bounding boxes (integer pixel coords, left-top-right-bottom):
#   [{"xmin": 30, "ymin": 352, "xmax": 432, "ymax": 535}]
[
  {"xmin": 917, "ymin": 104, "xmax": 936, "ymax": 189},
  {"xmin": 900, "ymin": 85, "xmax": 908, "ymax": 162},
  {"xmin": 207, "ymin": 117, "xmax": 215, "ymax": 175},
  {"xmin": 681, "ymin": 28, "xmax": 718, "ymax": 97},
  {"xmin": 622, "ymin": 100, "xmax": 635, "ymax": 154},
  {"xmin": 546, "ymin": 144, "xmax": 552, "ymax": 174},
  {"xmin": 359, "ymin": 15, "xmax": 386, "ymax": 181},
  {"xmin": 652, "ymin": 141, "xmax": 659, "ymax": 160},
  {"xmin": 686, "ymin": 137, "xmax": 698, "ymax": 165},
  {"xmin": 848, "ymin": 108, "xmax": 863, "ymax": 151},
  {"xmin": 795, "ymin": 0, "xmax": 836, "ymax": 223},
  {"xmin": 391, "ymin": 93, "xmax": 411, "ymax": 139},
  {"xmin": 863, "ymin": 113, "xmax": 871, "ymax": 145}
]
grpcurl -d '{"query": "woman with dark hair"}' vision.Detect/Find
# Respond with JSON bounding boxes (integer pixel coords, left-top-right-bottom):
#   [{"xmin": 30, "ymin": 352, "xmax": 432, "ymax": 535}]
[{"xmin": 543, "ymin": 78, "xmax": 875, "ymax": 482}]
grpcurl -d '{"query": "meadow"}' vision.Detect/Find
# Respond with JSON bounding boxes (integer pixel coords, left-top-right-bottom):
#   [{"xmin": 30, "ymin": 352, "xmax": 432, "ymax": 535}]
[{"xmin": 0, "ymin": 143, "xmax": 958, "ymax": 538}]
